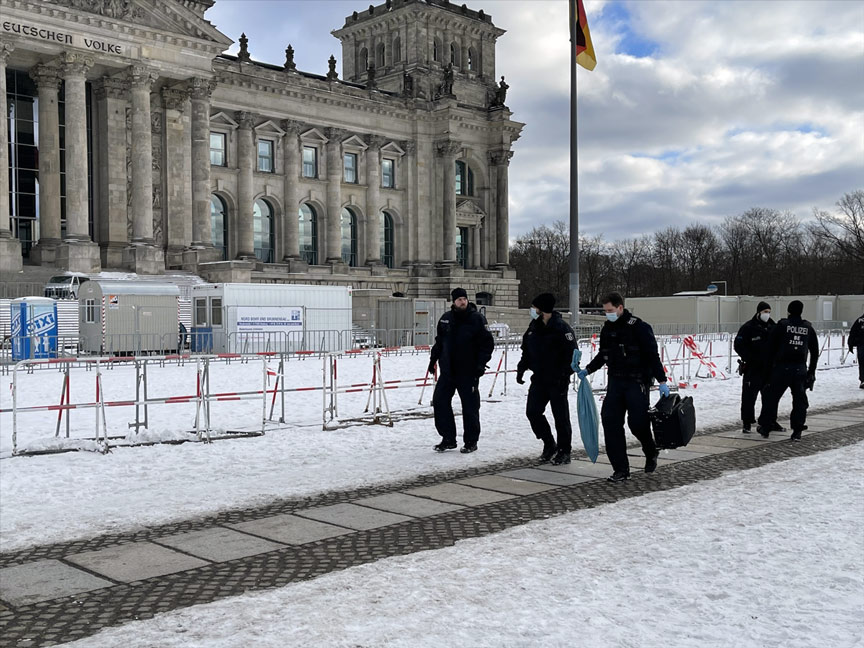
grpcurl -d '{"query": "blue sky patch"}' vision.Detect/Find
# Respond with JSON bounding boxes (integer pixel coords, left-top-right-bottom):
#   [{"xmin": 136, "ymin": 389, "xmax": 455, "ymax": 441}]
[{"xmin": 601, "ymin": 2, "xmax": 660, "ymax": 58}]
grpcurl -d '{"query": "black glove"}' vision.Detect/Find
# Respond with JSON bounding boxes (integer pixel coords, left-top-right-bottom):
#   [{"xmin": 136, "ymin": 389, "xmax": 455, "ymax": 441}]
[
  {"xmin": 736, "ymin": 359, "xmax": 746, "ymax": 376},
  {"xmin": 475, "ymin": 364, "xmax": 487, "ymax": 378},
  {"xmin": 516, "ymin": 370, "xmax": 525, "ymax": 385},
  {"xmin": 427, "ymin": 360, "xmax": 436, "ymax": 375},
  {"xmin": 805, "ymin": 371, "xmax": 815, "ymax": 391}
]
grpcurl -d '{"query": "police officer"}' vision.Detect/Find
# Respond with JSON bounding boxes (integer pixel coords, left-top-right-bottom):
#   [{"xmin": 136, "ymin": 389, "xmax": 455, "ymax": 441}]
[
  {"xmin": 576, "ymin": 292, "xmax": 669, "ymax": 482},
  {"xmin": 849, "ymin": 311, "xmax": 864, "ymax": 389},
  {"xmin": 516, "ymin": 293, "xmax": 577, "ymax": 465},
  {"xmin": 428, "ymin": 288, "xmax": 495, "ymax": 453},
  {"xmin": 757, "ymin": 300, "xmax": 819, "ymax": 441},
  {"xmin": 734, "ymin": 301, "xmax": 775, "ymax": 433}
]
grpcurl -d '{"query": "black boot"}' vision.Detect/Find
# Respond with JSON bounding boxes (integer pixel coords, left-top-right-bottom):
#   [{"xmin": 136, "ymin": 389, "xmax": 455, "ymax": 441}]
[
  {"xmin": 551, "ymin": 450, "xmax": 571, "ymax": 465},
  {"xmin": 757, "ymin": 425, "xmax": 770, "ymax": 439},
  {"xmin": 770, "ymin": 422, "xmax": 785, "ymax": 432},
  {"xmin": 460, "ymin": 444, "xmax": 478, "ymax": 454},
  {"xmin": 644, "ymin": 450, "xmax": 660, "ymax": 473},
  {"xmin": 607, "ymin": 470, "xmax": 630, "ymax": 483},
  {"xmin": 434, "ymin": 441, "xmax": 457, "ymax": 452},
  {"xmin": 742, "ymin": 423, "xmax": 752, "ymax": 434},
  {"xmin": 538, "ymin": 442, "xmax": 557, "ymax": 463}
]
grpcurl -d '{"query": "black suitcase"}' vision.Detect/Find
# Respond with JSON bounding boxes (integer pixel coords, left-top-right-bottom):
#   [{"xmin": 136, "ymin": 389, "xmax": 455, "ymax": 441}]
[{"xmin": 649, "ymin": 393, "xmax": 696, "ymax": 449}]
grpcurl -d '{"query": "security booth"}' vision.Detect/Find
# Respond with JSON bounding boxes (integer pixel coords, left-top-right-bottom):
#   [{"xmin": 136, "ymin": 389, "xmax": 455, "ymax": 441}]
[
  {"xmin": 78, "ymin": 282, "xmax": 180, "ymax": 355},
  {"xmin": 375, "ymin": 297, "xmax": 447, "ymax": 347},
  {"xmin": 10, "ymin": 297, "xmax": 59, "ymax": 360},
  {"xmin": 190, "ymin": 283, "xmax": 353, "ymax": 354}
]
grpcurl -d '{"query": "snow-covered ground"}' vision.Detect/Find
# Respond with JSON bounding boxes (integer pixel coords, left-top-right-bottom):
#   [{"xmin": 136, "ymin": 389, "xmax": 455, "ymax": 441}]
[
  {"xmin": 59, "ymin": 442, "xmax": 864, "ymax": 648},
  {"xmin": 0, "ymin": 347, "xmax": 861, "ymax": 552}
]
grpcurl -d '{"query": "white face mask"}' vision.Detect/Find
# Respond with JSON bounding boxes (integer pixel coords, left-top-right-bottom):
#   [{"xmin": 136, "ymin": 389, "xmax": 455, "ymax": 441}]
[
  {"xmin": 529, "ymin": 307, "xmax": 539, "ymax": 320},
  {"xmin": 760, "ymin": 312, "xmax": 770, "ymax": 323},
  {"xmin": 605, "ymin": 312, "xmax": 619, "ymax": 323}
]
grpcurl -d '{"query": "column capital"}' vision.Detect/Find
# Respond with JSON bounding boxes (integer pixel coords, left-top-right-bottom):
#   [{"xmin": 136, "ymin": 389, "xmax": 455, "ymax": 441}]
[
  {"xmin": 187, "ymin": 76, "xmax": 216, "ymax": 100},
  {"xmin": 487, "ymin": 149, "xmax": 513, "ymax": 166},
  {"xmin": 60, "ymin": 51, "xmax": 94, "ymax": 77},
  {"xmin": 281, "ymin": 119, "xmax": 305, "ymax": 135},
  {"xmin": 127, "ymin": 64, "xmax": 158, "ymax": 88},
  {"xmin": 161, "ymin": 86, "xmax": 190, "ymax": 111},
  {"xmin": 92, "ymin": 75, "xmax": 127, "ymax": 100},
  {"xmin": 403, "ymin": 140, "xmax": 416, "ymax": 156},
  {"xmin": 436, "ymin": 140, "xmax": 462, "ymax": 158},
  {"xmin": 365, "ymin": 134, "xmax": 386, "ymax": 151},
  {"xmin": 0, "ymin": 41, "xmax": 16, "ymax": 63},
  {"xmin": 29, "ymin": 63, "xmax": 63, "ymax": 91},
  {"xmin": 324, "ymin": 127, "xmax": 349, "ymax": 144},
  {"xmin": 236, "ymin": 111, "xmax": 257, "ymax": 130}
]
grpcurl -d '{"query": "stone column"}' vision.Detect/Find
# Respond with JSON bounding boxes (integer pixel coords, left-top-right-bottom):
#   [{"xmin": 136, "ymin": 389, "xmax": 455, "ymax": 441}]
[
  {"xmin": 324, "ymin": 127, "xmax": 346, "ymax": 265},
  {"xmin": 281, "ymin": 119, "xmax": 303, "ymax": 261},
  {"xmin": 236, "ymin": 111, "xmax": 256, "ymax": 259},
  {"xmin": 364, "ymin": 135, "xmax": 384, "ymax": 265},
  {"xmin": 472, "ymin": 224, "xmax": 481, "ymax": 269},
  {"xmin": 436, "ymin": 140, "xmax": 461, "ymax": 264},
  {"xmin": 128, "ymin": 65, "xmax": 157, "ymax": 243},
  {"xmin": 188, "ymin": 78, "xmax": 215, "ymax": 250},
  {"xmin": 162, "ymin": 86, "xmax": 190, "ymax": 267},
  {"xmin": 0, "ymin": 42, "xmax": 23, "ymax": 272},
  {"xmin": 492, "ymin": 150, "xmax": 513, "ymax": 267},
  {"xmin": 29, "ymin": 63, "xmax": 63, "ymax": 265},
  {"xmin": 56, "ymin": 51, "xmax": 100, "ymax": 273},
  {"xmin": 404, "ymin": 140, "xmax": 417, "ymax": 265}
]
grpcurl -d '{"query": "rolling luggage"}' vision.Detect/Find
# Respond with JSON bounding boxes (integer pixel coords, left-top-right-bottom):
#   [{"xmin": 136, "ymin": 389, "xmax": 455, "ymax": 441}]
[{"xmin": 649, "ymin": 393, "xmax": 696, "ymax": 449}]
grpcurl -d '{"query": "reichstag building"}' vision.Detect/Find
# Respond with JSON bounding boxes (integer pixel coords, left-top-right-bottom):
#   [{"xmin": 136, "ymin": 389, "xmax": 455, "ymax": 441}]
[{"xmin": 1, "ymin": 0, "xmax": 523, "ymax": 305}]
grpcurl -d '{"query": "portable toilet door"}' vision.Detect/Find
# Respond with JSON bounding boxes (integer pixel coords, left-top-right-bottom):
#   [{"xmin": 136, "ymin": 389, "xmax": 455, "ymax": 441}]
[{"xmin": 10, "ymin": 297, "xmax": 59, "ymax": 360}]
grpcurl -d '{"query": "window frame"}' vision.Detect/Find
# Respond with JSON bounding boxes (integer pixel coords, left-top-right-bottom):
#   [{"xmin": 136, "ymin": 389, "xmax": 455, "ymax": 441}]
[
  {"xmin": 299, "ymin": 203, "xmax": 318, "ymax": 265},
  {"xmin": 210, "ymin": 194, "xmax": 229, "ymax": 261},
  {"xmin": 209, "ymin": 131, "xmax": 227, "ymax": 167},
  {"xmin": 456, "ymin": 226, "xmax": 469, "ymax": 269},
  {"xmin": 302, "ymin": 146, "xmax": 318, "ymax": 178},
  {"xmin": 381, "ymin": 158, "xmax": 395, "ymax": 188},
  {"xmin": 341, "ymin": 207, "xmax": 358, "ymax": 267},
  {"xmin": 195, "ymin": 298, "xmax": 208, "ymax": 326},
  {"xmin": 84, "ymin": 299, "xmax": 97, "ymax": 324},
  {"xmin": 343, "ymin": 152, "xmax": 358, "ymax": 184},
  {"xmin": 381, "ymin": 211, "xmax": 394, "ymax": 268},
  {"xmin": 253, "ymin": 198, "xmax": 275, "ymax": 263},
  {"xmin": 211, "ymin": 298, "xmax": 223, "ymax": 327},
  {"xmin": 257, "ymin": 138, "xmax": 274, "ymax": 173}
]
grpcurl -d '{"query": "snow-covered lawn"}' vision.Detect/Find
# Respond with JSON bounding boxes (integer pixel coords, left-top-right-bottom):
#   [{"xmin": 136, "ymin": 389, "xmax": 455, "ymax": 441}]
[
  {"xmin": 58, "ymin": 442, "xmax": 864, "ymax": 648},
  {"xmin": 0, "ymin": 349, "xmax": 861, "ymax": 552}
]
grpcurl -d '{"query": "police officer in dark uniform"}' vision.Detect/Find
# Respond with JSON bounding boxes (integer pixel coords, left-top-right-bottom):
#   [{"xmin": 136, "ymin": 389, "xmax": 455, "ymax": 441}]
[
  {"xmin": 849, "ymin": 312, "xmax": 864, "ymax": 389},
  {"xmin": 577, "ymin": 292, "xmax": 670, "ymax": 482},
  {"xmin": 757, "ymin": 300, "xmax": 819, "ymax": 441},
  {"xmin": 516, "ymin": 293, "xmax": 577, "ymax": 465},
  {"xmin": 428, "ymin": 288, "xmax": 495, "ymax": 453},
  {"xmin": 734, "ymin": 301, "xmax": 775, "ymax": 433}
]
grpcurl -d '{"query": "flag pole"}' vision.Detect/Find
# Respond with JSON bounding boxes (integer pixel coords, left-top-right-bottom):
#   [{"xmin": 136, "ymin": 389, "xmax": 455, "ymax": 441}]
[{"xmin": 569, "ymin": 0, "xmax": 580, "ymax": 327}]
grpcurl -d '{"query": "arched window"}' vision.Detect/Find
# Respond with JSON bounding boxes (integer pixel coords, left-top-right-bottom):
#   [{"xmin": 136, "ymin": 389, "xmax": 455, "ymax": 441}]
[
  {"xmin": 376, "ymin": 43, "xmax": 386, "ymax": 68},
  {"xmin": 433, "ymin": 38, "xmax": 441, "ymax": 62},
  {"xmin": 253, "ymin": 198, "xmax": 274, "ymax": 263},
  {"xmin": 210, "ymin": 194, "xmax": 228, "ymax": 260},
  {"xmin": 341, "ymin": 207, "xmax": 358, "ymax": 266},
  {"xmin": 450, "ymin": 42, "xmax": 460, "ymax": 67},
  {"xmin": 298, "ymin": 203, "xmax": 318, "ymax": 265},
  {"xmin": 358, "ymin": 48, "xmax": 368, "ymax": 77},
  {"xmin": 455, "ymin": 161, "xmax": 474, "ymax": 196},
  {"xmin": 456, "ymin": 226, "xmax": 469, "ymax": 269},
  {"xmin": 393, "ymin": 36, "xmax": 401, "ymax": 63},
  {"xmin": 468, "ymin": 47, "xmax": 476, "ymax": 71},
  {"xmin": 381, "ymin": 211, "xmax": 394, "ymax": 268}
]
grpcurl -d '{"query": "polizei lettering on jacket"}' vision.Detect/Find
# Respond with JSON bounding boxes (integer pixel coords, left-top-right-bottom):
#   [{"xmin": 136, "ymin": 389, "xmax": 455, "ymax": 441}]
[{"xmin": 787, "ymin": 325, "xmax": 809, "ymax": 335}]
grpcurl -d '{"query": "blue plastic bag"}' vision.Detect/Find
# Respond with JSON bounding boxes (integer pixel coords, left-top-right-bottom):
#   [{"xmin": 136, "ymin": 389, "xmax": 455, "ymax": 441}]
[{"xmin": 572, "ymin": 349, "xmax": 600, "ymax": 463}]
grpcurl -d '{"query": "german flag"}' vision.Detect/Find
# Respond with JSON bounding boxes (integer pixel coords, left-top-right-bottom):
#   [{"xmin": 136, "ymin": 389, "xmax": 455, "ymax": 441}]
[{"xmin": 571, "ymin": 0, "xmax": 597, "ymax": 71}]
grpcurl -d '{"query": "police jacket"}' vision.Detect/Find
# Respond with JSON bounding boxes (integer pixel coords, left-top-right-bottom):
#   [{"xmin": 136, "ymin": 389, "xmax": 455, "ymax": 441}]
[
  {"xmin": 763, "ymin": 315, "xmax": 819, "ymax": 376},
  {"xmin": 516, "ymin": 311, "xmax": 577, "ymax": 383},
  {"xmin": 734, "ymin": 314, "xmax": 775, "ymax": 373},
  {"xmin": 850, "ymin": 313, "xmax": 864, "ymax": 350},
  {"xmin": 585, "ymin": 309, "xmax": 667, "ymax": 384},
  {"xmin": 430, "ymin": 302, "xmax": 495, "ymax": 378}
]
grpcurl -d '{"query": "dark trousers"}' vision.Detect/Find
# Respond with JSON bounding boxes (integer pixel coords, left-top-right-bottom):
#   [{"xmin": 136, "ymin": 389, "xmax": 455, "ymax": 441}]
[
  {"xmin": 857, "ymin": 346, "xmax": 863, "ymax": 382},
  {"xmin": 758, "ymin": 363, "xmax": 809, "ymax": 433},
  {"xmin": 433, "ymin": 373, "xmax": 481, "ymax": 445},
  {"xmin": 601, "ymin": 377, "xmax": 656, "ymax": 474},
  {"xmin": 740, "ymin": 370, "xmax": 766, "ymax": 425},
  {"xmin": 526, "ymin": 377, "xmax": 572, "ymax": 453}
]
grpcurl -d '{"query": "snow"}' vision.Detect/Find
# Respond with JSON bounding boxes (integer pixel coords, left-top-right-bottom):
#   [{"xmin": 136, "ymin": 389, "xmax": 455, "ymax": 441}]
[
  {"xmin": 57, "ymin": 442, "xmax": 864, "ymax": 648},
  {"xmin": 0, "ymin": 345, "xmax": 861, "ymax": 553}
]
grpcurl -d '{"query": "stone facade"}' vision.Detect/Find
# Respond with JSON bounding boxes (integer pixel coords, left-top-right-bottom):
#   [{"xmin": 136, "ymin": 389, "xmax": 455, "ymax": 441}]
[{"xmin": 1, "ymin": 0, "xmax": 523, "ymax": 306}]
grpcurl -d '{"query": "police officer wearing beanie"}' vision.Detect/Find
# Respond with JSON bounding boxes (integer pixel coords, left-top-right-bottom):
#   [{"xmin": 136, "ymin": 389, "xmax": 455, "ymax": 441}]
[
  {"xmin": 734, "ymin": 301, "xmax": 776, "ymax": 433},
  {"xmin": 848, "ymin": 311, "xmax": 864, "ymax": 389},
  {"xmin": 428, "ymin": 287, "xmax": 495, "ymax": 453},
  {"xmin": 757, "ymin": 300, "xmax": 819, "ymax": 441},
  {"xmin": 576, "ymin": 292, "xmax": 669, "ymax": 482},
  {"xmin": 516, "ymin": 293, "xmax": 577, "ymax": 465}
]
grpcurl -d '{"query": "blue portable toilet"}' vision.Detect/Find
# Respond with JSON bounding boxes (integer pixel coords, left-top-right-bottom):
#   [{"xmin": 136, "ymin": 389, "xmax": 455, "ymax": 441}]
[{"xmin": 10, "ymin": 297, "xmax": 59, "ymax": 361}]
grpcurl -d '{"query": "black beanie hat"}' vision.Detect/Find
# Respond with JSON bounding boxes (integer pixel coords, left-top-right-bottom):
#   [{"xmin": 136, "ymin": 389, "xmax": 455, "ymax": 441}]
[
  {"xmin": 531, "ymin": 293, "xmax": 556, "ymax": 313},
  {"xmin": 788, "ymin": 300, "xmax": 804, "ymax": 316},
  {"xmin": 756, "ymin": 301, "xmax": 771, "ymax": 313},
  {"xmin": 451, "ymin": 287, "xmax": 468, "ymax": 301}
]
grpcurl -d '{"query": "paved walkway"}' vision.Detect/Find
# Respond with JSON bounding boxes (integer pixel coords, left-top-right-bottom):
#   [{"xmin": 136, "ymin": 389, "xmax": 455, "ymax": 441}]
[{"xmin": 1, "ymin": 404, "xmax": 862, "ymax": 647}]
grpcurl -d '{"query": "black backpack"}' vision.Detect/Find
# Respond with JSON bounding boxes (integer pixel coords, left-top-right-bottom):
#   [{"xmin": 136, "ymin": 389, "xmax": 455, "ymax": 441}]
[{"xmin": 649, "ymin": 393, "xmax": 696, "ymax": 449}]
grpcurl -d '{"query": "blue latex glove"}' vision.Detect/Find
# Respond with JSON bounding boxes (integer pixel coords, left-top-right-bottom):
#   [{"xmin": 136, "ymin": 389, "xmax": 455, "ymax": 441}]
[
  {"xmin": 570, "ymin": 349, "xmax": 582, "ymax": 372},
  {"xmin": 658, "ymin": 382, "xmax": 671, "ymax": 398},
  {"xmin": 576, "ymin": 369, "xmax": 588, "ymax": 381}
]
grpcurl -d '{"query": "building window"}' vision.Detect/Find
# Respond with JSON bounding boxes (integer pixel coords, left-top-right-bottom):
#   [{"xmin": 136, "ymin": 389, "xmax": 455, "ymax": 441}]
[
  {"xmin": 253, "ymin": 198, "xmax": 275, "ymax": 263},
  {"xmin": 195, "ymin": 298, "xmax": 207, "ymax": 326},
  {"xmin": 299, "ymin": 203, "xmax": 318, "ymax": 265},
  {"xmin": 343, "ymin": 152, "xmax": 358, "ymax": 183},
  {"xmin": 358, "ymin": 48, "xmax": 368, "ymax": 77},
  {"xmin": 457, "ymin": 226, "xmax": 469, "ymax": 269},
  {"xmin": 476, "ymin": 292, "xmax": 493, "ymax": 306},
  {"xmin": 376, "ymin": 43, "xmax": 386, "ymax": 68},
  {"xmin": 393, "ymin": 36, "xmax": 401, "ymax": 63},
  {"xmin": 210, "ymin": 195, "xmax": 228, "ymax": 260},
  {"xmin": 468, "ymin": 47, "xmax": 476, "ymax": 71},
  {"xmin": 211, "ymin": 298, "xmax": 223, "ymax": 326},
  {"xmin": 381, "ymin": 211, "xmax": 394, "ymax": 268},
  {"xmin": 455, "ymin": 161, "xmax": 474, "ymax": 196},
  {"xmin": 84, "ymin": 299, "xmax": 97, "ymax": 323},
  {"xmin": 209, "ymin": 132, "xmax": 226, "ymax": 166},
  {"xmin": 302, "ymin": 146, "xmax": 318, "ymax": 178},
  {"xmin": 257, "ymin": 139, "xmax": 274, "ymax": 173},
  {"xmin": 341, "ymin": 208, "xmax": 358, "ymax": 266},
  {"xmin": 382, "ymin": 159, "xmax": 394, "ymax": 188},
  {"xmin": 433, "ymin": 38, "xmax": 441, "ymax": 62},
  {"xmin": 450, "ymin": 42, "xmax": 460, "ymax": 67}
]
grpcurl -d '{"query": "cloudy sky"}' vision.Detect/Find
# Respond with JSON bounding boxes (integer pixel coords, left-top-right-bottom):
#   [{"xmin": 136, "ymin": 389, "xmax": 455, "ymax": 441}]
[{"xmin": 206, "ymin": 0, "xmax": 864, "ymax": 242}]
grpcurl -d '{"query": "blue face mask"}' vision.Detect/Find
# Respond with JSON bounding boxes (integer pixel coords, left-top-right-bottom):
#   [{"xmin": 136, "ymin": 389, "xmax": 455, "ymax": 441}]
[
  {"xmin": 529, "ymin": 307, "xmax": 539, "ymax": 320},
  {"xmin": 605, "ymin": 312, "xmax": 619, "ymax": 322}
]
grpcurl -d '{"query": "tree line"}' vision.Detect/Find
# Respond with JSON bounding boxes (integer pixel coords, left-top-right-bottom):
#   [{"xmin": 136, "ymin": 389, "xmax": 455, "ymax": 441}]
[{"xmin": 509, "ymin": 190, "xmax": 864, "ymax": 309}]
